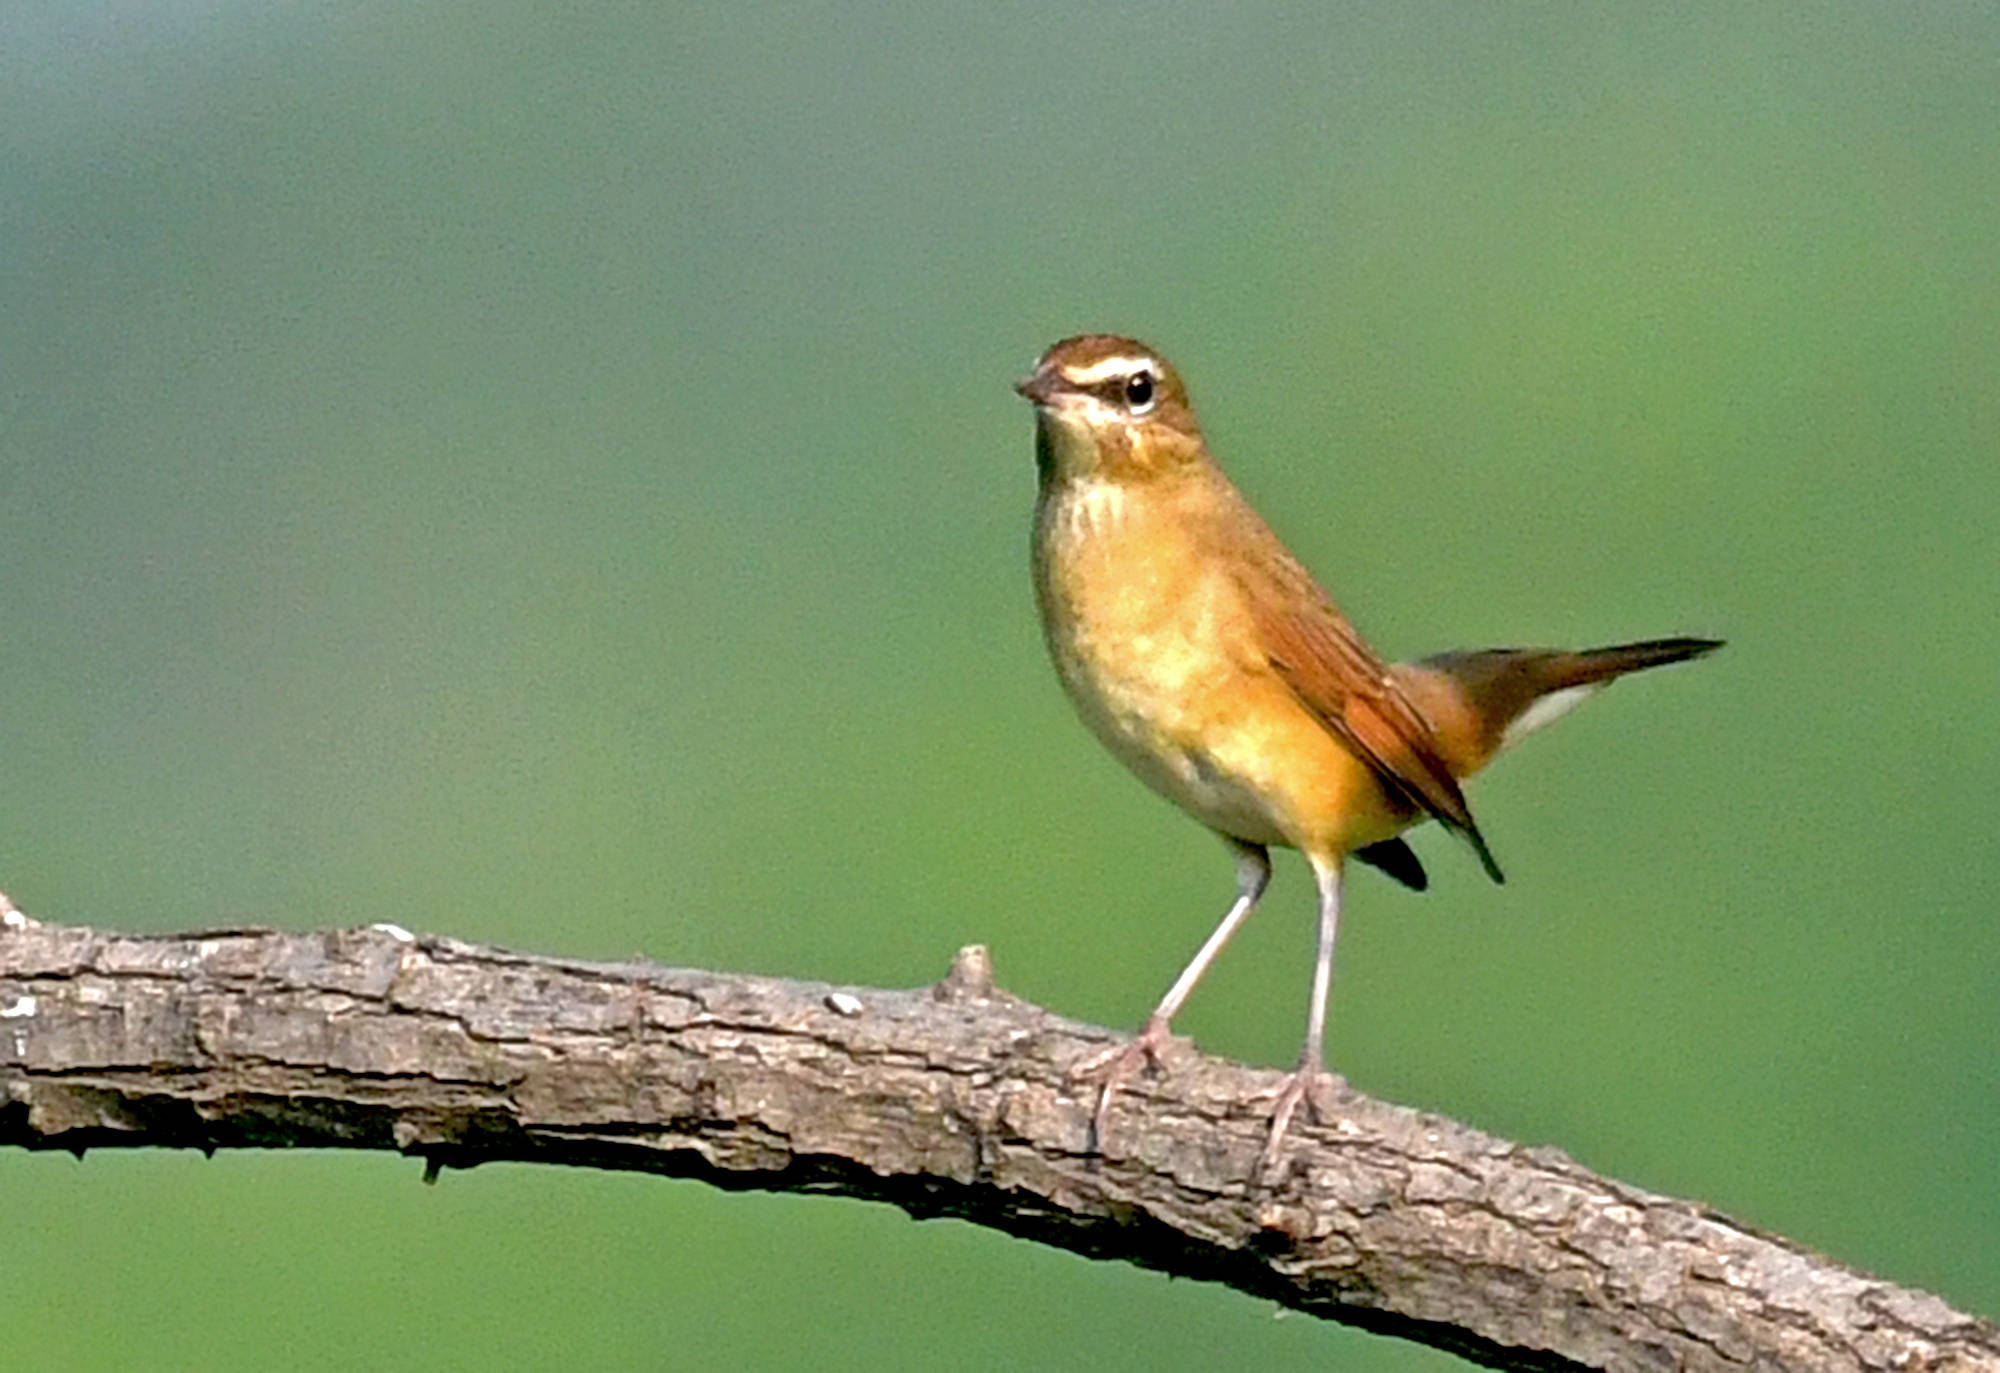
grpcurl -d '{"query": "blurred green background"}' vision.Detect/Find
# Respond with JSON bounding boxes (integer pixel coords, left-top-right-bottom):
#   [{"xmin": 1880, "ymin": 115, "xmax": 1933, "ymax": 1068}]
[{"xmin": 4, "ymin": 4, "xmax": 1996, "ymax": 1368}]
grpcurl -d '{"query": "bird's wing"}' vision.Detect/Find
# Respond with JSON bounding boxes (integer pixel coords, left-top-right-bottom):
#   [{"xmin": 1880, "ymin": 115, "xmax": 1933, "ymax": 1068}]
[
  {"xmin": 1246, "ymin": 580, "xmax": 1505, "ymax": 884},
  {"xmin": 1353, "ymin": 838, "xmax": 1429, "ymax": 891}
]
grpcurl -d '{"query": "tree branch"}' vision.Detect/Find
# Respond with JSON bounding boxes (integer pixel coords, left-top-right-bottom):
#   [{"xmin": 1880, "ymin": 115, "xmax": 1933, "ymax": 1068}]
[{"xmin": 1, "ymin": 907, "xmax": 1992, "ymax": 1372}]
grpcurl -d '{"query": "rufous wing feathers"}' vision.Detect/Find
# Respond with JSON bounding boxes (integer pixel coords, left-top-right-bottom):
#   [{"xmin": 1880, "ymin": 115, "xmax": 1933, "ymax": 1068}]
[{"xmin": 1250, "ymin": 595, "xmax": 1507, "ymax": 884}]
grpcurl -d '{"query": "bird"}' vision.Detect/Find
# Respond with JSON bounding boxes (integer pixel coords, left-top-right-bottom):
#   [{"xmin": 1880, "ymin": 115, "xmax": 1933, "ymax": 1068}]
[{"xmin": 1015, "ymin": 333, "xmax": 1721, "ymax": 1170}]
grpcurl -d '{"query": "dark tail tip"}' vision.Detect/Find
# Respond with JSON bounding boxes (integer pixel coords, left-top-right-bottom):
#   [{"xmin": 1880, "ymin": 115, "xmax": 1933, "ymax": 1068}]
[
  {"xmin": 1657, "ymin": 635, "xmax": 1725, "ymax": 659},
  {"xmin": 1564, "ymin": 636, "xmax": 1725, "ymax": 686},
  {"xmin": 1583, "ymin": 635, "xmax": 1724, "ymax": 664}
]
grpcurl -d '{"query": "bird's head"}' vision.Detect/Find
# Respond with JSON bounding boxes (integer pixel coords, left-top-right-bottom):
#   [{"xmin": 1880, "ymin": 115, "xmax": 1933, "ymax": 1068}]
[{"xmin": 1015, "ymin": 335, "xmax": 1205, "ymax": 486}]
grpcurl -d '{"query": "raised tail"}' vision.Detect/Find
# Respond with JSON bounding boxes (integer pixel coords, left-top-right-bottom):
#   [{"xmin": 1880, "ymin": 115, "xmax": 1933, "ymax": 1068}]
[
  {"xmin": 1395, "ymin": 636, "xmax": 1723, "ymax": 779},
  {"xmin": 1528, "ymin": 637, "xmax": 1726, "ymax": 689}
]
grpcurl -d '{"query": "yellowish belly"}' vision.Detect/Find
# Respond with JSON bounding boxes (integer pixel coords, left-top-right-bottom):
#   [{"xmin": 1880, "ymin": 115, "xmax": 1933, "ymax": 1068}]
[{"xmin": 1035, "ymin": 509, "xmax": 1408, "ymax": 856}]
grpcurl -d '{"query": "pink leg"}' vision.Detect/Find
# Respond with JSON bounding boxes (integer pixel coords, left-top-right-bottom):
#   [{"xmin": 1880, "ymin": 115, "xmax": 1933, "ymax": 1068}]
[
  {"xmin": 1259, "ymin": 851, "xmax": 1344, "ymax": 1173},
  {"xmin": 1073, "ymin": 839, "xmax": 1270, "ymax": 1150}
]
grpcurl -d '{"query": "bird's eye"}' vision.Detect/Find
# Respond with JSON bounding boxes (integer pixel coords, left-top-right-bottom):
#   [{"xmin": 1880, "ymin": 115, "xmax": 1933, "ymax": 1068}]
[{"xmin": 1123, "ymin": 369, "xmax": 1157, "ymax": 412}]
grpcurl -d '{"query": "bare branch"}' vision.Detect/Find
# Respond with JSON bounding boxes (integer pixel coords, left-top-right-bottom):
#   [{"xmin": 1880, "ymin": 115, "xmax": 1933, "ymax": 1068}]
[{"xmin": 1, "ymin": 913, "xmax": 1993, "ymax": 1372}]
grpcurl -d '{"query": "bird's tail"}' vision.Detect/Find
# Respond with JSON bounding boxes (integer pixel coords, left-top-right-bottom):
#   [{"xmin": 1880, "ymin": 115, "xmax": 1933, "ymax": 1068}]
[
  {"xmin": 1528, "ymin": 637, "xmax": 1726, "ymax": 691},
  {"xmin": 1397, "ymin": 636, "xmax": 1723, "ymax": 777}
]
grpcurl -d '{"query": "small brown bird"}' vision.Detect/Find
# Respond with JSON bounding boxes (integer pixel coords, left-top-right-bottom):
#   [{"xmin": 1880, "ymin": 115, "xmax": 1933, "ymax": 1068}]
[{"xmin": 1017, "ymin": 333, "xmax": 1720, "ymax": 1168}]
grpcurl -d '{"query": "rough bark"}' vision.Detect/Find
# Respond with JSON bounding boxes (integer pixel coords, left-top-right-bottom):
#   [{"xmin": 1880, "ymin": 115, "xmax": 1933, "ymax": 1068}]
[{"xmin": 2, "ymin": 907, "xmax": 1993, "ymax": 1372}]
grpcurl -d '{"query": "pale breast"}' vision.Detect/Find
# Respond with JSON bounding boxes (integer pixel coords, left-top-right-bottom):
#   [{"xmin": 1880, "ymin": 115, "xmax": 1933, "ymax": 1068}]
[{"xmin": 1032, "ymin": 479, "xmax": 1294, "ymax": 845}]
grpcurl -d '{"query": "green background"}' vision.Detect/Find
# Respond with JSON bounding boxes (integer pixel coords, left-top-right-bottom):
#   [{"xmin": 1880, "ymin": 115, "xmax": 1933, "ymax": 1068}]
[{"xmin": 5, "ymin": 5, "xmax": 1996, "ymax": 1368}]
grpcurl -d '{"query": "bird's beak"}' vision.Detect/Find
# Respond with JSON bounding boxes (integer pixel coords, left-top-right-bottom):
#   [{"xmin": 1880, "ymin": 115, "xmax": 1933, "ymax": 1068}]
[{"xmin": 1014, "ymin": 367, "xmax": 1059, "ymax": 406}]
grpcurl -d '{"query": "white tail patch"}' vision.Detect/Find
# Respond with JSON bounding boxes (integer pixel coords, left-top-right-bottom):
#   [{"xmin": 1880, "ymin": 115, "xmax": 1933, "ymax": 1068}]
[{"xmin": 1501, "ymin": 684, "xmax": 1602, "ymax": 752}]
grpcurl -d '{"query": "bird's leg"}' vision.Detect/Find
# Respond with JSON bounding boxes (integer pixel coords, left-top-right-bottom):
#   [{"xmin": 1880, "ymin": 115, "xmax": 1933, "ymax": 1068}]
[
  {"xmin": 1258, "ymin": 852, "xmax": 1345, "ymax": 1174},
  {"xmin": 1072, "ymin": 839, "xmax": 1270, "ymax": 1151}
]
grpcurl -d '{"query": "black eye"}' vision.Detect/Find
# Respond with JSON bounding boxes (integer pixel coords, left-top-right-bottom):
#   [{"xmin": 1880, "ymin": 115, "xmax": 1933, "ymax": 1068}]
[{"xmin": 1123, "ymin": 369, "xmax": 1156, "ymax": 411}]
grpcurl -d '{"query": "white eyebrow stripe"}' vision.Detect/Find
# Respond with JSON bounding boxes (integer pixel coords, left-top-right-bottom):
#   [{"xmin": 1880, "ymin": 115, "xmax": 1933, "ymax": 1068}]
[{"xmin": 1061, "ymin": 354, "xmax": 1158, "ymax": 386}]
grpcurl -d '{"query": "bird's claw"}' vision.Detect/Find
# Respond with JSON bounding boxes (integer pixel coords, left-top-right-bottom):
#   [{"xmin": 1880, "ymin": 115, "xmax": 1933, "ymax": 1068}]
[
  {"xmin": 1251, "ymin": 1067, "xmax": 1344, "ymax": 1176},
  {"xmin": 1070, "ymin": 1017, "xmax": 1179, "ymax": 1152}
]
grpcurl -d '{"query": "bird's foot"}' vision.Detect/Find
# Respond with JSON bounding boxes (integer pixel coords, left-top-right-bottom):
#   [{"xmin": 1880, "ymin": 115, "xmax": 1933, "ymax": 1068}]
[
  {"xmin": 1247, "ymin": 1065, "xmax": 1345, "ymax": 1177},
  {"xmin": 1070, "ymin": 1015, "xmax": 1180, "ymax": 1153}
]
